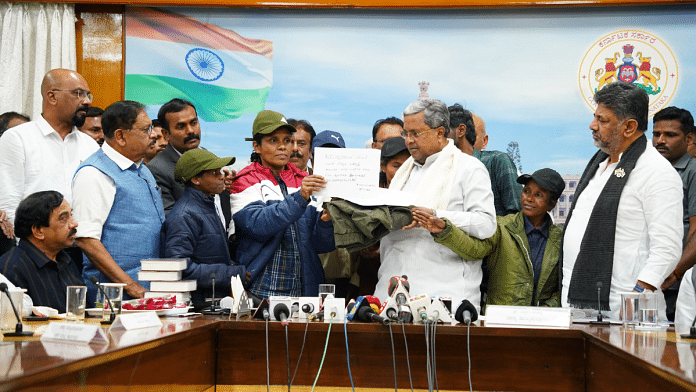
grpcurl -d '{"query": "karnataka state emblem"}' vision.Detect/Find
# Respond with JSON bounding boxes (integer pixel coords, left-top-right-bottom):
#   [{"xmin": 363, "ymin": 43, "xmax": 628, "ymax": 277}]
[{"xmin": 579, "ymin": 30, "xmax": 678, "ymax": 116}]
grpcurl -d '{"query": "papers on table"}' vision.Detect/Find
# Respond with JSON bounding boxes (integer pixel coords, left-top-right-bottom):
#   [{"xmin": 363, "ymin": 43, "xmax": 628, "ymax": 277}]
[{"xmin": 313, "ymin": 147, "xmax": 417, "ymax": 206}]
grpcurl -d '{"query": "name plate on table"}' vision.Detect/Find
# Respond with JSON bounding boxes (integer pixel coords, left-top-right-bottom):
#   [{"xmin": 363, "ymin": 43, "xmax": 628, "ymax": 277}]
[
  {"xmin": 109, "ymin": 312, "xmax": 162, "ymax": 331},
  {"xmin": 485, "ymin": 305, "xmax": 571, "ymax": 328},
  {"xmin": 40, "ymin": 321, "xmax": 108, "ymax": 344}
]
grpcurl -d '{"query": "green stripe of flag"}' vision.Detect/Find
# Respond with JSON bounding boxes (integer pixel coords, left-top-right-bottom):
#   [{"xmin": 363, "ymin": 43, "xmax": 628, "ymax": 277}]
[{"xmin": 125, "ymin": 74, "xmax": 270, "ymax": 122}]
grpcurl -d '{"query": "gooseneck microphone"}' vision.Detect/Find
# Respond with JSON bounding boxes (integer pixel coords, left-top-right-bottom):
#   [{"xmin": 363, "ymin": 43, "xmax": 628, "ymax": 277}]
[
  {"xmin": 0, "ymin": 283, "xmax": 33, "ymax": 336},
  {"xmin": 591, "ymin": 282, "xmax": 610, "ymax": 326},
  {"xmin": 203, "ymin": 273, "xmax": 223, "ymax": 315},
  {"xmin": 454, "ymin": 299, "xmax": 478, "ymax": 325},
  {"xmin": 274, "ymin": 303, "xmax": 290, "ymax": 325},
  {"xmin": 357, "ymin": 305, "xmax": 390, "ymax": 325},
  {"xmin": 89, "ymin": 277, "xmax": 117, "ymax": 324}
]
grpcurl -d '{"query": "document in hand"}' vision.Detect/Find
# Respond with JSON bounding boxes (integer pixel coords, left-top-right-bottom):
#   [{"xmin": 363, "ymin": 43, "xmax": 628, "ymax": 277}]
[{"xmin": 313, "ymin": 147, "xmax": 416, "ymax": 206}]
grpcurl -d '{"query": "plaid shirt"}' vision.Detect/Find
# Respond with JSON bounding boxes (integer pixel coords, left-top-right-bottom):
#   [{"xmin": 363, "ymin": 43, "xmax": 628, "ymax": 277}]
[
  {"xmin": 473, "ymin": 149, "xmax": 522, "ymax": 216},
  {"xmin": 249, "ymin": 178, "xmax": 303, "ymax": 298}
]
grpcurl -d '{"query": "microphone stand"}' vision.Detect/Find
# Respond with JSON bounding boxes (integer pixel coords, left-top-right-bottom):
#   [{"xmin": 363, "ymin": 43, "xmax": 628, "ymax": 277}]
[
  {"xmin": 590, "ymin": 282, "xmax": 610, "ymax": 326},
  {"xmin": 202, "ymin": 273, "xmax": 223, "ymax": 315},
  {"xmin": 89, "ymin": 277, "xmax": 118, "ymax": 325},
  {"xmin": 0, "ymin": 283, "xmax": 33, "ymax": 336}
]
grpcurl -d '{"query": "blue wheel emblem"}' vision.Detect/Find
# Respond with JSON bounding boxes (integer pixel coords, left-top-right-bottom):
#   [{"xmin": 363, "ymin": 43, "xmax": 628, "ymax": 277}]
[{"xmin": 185, "ymin": 48, "xmax": 224, "ymax": 82}]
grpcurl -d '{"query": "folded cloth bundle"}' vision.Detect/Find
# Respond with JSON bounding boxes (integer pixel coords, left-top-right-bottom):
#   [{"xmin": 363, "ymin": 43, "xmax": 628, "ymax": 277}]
[{"xmin": 323, "ymin": 199, "xmax": 413, "ymax": 253}]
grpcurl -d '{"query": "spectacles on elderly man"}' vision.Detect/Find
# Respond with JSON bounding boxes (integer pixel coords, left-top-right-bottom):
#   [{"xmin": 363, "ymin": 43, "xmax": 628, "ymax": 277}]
[
  {"xmin": 128, "ymin": 125, "xmax": 154, "ymax": 137},
  {"xmin": 401, "ymin": 128, "xmax": 436, "ymax": 140},
  {"xmin": 51, "ymin": 89, "xmax": 93, "ymax": 101}
]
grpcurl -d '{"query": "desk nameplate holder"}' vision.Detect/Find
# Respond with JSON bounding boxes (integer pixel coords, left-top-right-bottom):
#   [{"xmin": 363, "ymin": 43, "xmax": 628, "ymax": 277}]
[
  {"xmin": 109, "ymin": 312, "xmax": 162, "ymax": 331},
  {"xmin": 40, "ymin": 322, "xmax": 108, "ymax": 344},
  {"xmin": 485, "ymin": 305, "xmax": 571, "ymax": 328}
]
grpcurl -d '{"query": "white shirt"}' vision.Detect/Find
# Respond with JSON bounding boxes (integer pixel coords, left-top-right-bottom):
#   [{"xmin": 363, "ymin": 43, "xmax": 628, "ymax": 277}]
[
  {"xmin": 562, "ymin": 145, "xmax": 683, "ymax": 319},
  {"xmin": 676, "ymin": 268, "xmax": 696, "ymax": 328},
  {"xmin": 375, "ymin": 149, "xmax": 497, "ymax": 309},
  {"xmin": 72, "ymin": 143, "xmax": 143, "ymax": 240},
  {"xmin": 0, "ymin": 116, "xmax": 99, "ymax": 223}
]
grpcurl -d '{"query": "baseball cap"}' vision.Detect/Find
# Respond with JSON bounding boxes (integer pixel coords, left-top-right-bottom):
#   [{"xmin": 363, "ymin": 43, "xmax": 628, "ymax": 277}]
[
  {"xmin": 175, "ymin": 149, "xmax": 235, "ymax": 182},
  {"xmin": 517, "ymin": 168, "xmax": 565, "ymax": 201},
  {"xmin": 380, "ymin": 137, "xmax": 408, "ymax": 161},
  {"xmin": 245, "ymin": 110, "xmax": 296, "ymax": 141},
  {"xmin": 312, "ymin": 130, "xmax": 346, "ymax": 153}
]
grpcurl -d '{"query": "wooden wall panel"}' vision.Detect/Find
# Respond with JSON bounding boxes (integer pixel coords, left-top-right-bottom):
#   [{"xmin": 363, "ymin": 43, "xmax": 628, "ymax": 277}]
[{"xmin": 75, "ymin": 5, "xmax": 125, "ymax": 109}]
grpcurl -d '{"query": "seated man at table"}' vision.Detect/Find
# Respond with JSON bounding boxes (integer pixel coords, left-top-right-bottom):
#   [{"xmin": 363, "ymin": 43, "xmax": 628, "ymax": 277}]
[
  {"xmin": 162, "ymin": 149, "xmax": 249, "ymax": 306},
  {"xmin": 0, "ymin": 191, "xmax": 83, "ymax": 311}
]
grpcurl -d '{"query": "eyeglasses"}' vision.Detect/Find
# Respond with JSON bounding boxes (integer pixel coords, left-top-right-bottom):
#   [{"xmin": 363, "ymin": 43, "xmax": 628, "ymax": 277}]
[
  {"xmin": 401, "ymin": 128, "xmax": 436, "ymax": 140},
  {"xmin": 51, "ymin": 89, "xmax": 93, "ymax": 101},
  {"xmin": 128, "ymin": 125, "xmax": 154, "ymax": 136}
]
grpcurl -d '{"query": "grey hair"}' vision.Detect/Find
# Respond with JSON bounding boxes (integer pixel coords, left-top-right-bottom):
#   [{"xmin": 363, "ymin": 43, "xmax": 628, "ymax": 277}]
[
  {"xmin": 403, "ymin": 98, "xmax": 450, "ymax": 136},
  {"xmin": 594, "ymin": 82, "xmax": 649, "ymax": 132}
]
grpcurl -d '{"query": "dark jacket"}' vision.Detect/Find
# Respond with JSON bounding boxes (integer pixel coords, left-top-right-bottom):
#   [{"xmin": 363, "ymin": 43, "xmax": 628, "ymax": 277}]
[
  {"xmin": 163, "ymin": 186, "xmax": 246, "ymax": 305},
  {"xmin": 147, "ymin": 144, "xmax": 185, "ymax": 215},
  {"xmin": 231, "ymin": 162, "xmax": 335, "ymax": 297}
]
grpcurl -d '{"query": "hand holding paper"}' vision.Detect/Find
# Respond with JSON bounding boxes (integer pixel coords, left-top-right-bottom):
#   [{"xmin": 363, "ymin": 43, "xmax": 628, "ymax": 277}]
[{"xmin": 300, "ymin": 175, "xmax": 327, "ymax": 200}]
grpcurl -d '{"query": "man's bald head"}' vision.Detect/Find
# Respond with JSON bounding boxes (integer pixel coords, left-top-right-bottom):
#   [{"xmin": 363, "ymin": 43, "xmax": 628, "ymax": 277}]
[
  {"xmin": 472, "ymin": 113, "xmax": 488, "ymax": 150},
  {"xmin": 41, "ymin": 69, "xmax": 92, "ymax": 132}
]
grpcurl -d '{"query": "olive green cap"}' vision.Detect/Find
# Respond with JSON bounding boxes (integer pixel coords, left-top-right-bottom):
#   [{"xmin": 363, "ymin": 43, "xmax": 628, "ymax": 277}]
[
  {"xmin": 245, "ymin": 110, "xmax": 296, "ymax": 141},
  {"xmin": 175, "ymin": 149, "xmax": 235, "ymax": 182}
]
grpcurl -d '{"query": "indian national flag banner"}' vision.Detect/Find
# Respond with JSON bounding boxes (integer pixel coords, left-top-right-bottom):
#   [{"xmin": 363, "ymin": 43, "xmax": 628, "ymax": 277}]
[{"xmin": 125, "ymin": 7, "xmax": 273, "ymax": 122}]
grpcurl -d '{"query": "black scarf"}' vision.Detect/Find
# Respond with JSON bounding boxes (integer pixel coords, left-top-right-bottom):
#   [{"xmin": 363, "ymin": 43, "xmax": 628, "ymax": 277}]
[{"xmin": 563, "ymin": 134, "xmax": 647, "ymax": 310}]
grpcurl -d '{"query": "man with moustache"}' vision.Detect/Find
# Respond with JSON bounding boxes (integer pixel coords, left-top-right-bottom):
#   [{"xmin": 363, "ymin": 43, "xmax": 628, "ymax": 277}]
[
  {"xmin": 287, "ymin": 119, "xmax": 315, "ymax": 173},
  {"xmin": 78, "ymin": 107, "xmax": 104, "ymax": 146},
  {"xmin": 0, "ymin": 69, "xmax": 99, "ymax": 224},
  {"xmin": 0, "ymin": 191, "xmax": 83, "ymax": 310},
  {"xmin": 562, "ymin": 82, "xmax": 683, "ymax": 320},
  {"xmin": 651, "ymin": 107, "xmax": 696, "ymax": 320},
  {"xmin": 147, "ymin": 98, "xmax": 203, "ymax": 214},
  {"xmin": 372, "ymin": 117, "xmax": 404, "ymax": 150},
  {"xmin": 72, "ymin": 101, "xmax": 164, "ymax": 302}
]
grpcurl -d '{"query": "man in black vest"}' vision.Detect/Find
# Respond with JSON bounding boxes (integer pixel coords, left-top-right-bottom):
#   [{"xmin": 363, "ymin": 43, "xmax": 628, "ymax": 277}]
[{"xmin": 561, "ymin": 81, "xmax": 683, "ymax": 320}]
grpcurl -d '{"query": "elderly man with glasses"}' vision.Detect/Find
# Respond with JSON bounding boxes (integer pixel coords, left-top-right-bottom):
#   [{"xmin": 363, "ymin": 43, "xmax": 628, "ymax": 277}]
[
  {"xmin": 0, "ymin": 69, "xmax": 99, "ymax": 226},
  {"xmin": 374, "ymin": 98, "xmax": 496, "ymax": 312},
  {"xmin": 72, "ymin": 100, "xmax": 165, "ymax": 303}
]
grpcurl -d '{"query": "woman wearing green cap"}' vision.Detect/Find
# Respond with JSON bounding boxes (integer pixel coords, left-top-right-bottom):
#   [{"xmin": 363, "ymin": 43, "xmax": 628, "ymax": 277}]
[{"xmin": 231, "ymin": 110, "xmax": 335, "ymax": 299}]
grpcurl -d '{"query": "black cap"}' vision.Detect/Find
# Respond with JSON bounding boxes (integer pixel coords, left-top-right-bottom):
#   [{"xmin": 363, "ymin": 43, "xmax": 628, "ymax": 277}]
[
  {"xmin": 380, "ymin": 137, "xmax": 408, "ymax": 160},
  {"xmin": 517, "ymin": 168, "xmax": 565, "ymax": 201}
]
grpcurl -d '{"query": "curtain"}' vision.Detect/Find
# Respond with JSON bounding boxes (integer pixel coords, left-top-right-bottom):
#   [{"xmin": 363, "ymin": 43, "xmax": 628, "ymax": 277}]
[{"xmin": 0, "ymin": 2, "xmax": 76, "ymax": 120}]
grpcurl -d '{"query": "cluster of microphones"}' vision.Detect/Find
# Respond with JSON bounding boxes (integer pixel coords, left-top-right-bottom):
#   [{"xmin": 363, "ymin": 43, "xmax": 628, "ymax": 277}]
[{"xmin": 252, "ymin": 275, "xmax": 479, "ymax": 326}]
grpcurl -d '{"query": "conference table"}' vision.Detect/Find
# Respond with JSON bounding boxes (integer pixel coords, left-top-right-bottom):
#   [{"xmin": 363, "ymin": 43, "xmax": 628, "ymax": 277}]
[{"xmin": 1, "ymin": 315, "xmax": 696, "ymax": 391}]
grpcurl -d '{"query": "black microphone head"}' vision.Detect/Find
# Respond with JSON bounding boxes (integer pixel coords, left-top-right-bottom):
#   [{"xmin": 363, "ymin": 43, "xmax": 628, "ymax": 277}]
[
  {"xmin": 454, "ymin": 299, "xmax": 478, "ymax": 323},
  {"xmin": 273, "ymin": 303, "xmax": 290, "ymax": 320},
  {"xmin": 0, "ymin": 283, "xmax": 7, "ymax": 292},
  {"xmin": 211, "ymin": 273, "xmax": 216, "ymax": 280},
  {"xmin": 597, "ymin": 281, "xmax": 602, "ymax": 289},
  {"xmin": 89, "ymin": 276, "xmax": 99, "ymax": 285},
  {"xmin": 356, "ymin": 305, "xmax": 373, "ymax": 322}
]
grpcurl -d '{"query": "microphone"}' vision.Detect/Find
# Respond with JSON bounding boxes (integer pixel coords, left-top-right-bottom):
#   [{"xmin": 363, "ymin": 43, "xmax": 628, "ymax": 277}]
[
  {"xmin": 591, "ymin": 282, "xmax": 610, "ymax": 326},
  {"xmin": 0, "ymin": 283, "xmax": 33, "ymax": 336},
  {"xmin": 387, "ymin": 275, "xmax": 410, "ymax": 297},
  {"xmin": 89, "ymin": 277, "xmax": 117, "ymax": 324},
  {"xmin": 202, "ymin": 273, "xmax": 223, "ymax": 315},
  {"xmin": 301, "ymin": 303, "xmax": 315, "ymax": 314},
  {"xmin": 454, "ymin": 299, "xmax": 478, "ymax": 325},
  {"xmin": 681, "ymin": 314, "xmax": 696, "ymax": 339},
  {"xmin": 357, "ymin": 305, "xmax": 390, "ymax": 325},
  {"xmin": 263, "ymin": 308, "xmax": 270, "ymax": 320},
  {"xmin": 253, "ymin": 299, "xmax": 270, "ymax": 320},
  {"xmin": 273, "ymin": 303, "xmax": 290, "ymax": 325}
]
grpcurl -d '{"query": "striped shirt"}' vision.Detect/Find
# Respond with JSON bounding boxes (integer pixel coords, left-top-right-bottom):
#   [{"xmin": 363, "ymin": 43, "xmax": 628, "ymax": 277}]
[{"xmin": 0, "ymin": 239, "xmax": 83, "ymax": 311}]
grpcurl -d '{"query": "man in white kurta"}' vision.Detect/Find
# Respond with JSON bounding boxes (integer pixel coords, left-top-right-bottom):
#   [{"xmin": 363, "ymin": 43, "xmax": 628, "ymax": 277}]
[
  {"xmin": 562, "ymin": 82, "xmax": 682, "ymax": 320},
  {"xmin": 375, "ymin": 98, "xmax": 496, "ymax": 310},
  {"xmin": 0, "ymin": 69, "xmax": 98, "ymax": 224}
]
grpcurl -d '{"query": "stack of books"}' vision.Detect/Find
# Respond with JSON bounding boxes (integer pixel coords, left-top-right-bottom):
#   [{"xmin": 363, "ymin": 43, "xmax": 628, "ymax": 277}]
[{"xmin": 138, "ymin": 259, "xmax": 196, "ymax": 303}]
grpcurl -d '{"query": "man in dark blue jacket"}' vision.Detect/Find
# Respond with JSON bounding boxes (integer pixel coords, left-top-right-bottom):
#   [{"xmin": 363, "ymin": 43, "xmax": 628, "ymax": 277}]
[{"xmin": 162, "ymin": 149, "xmax": 249, "ymax": 306}]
